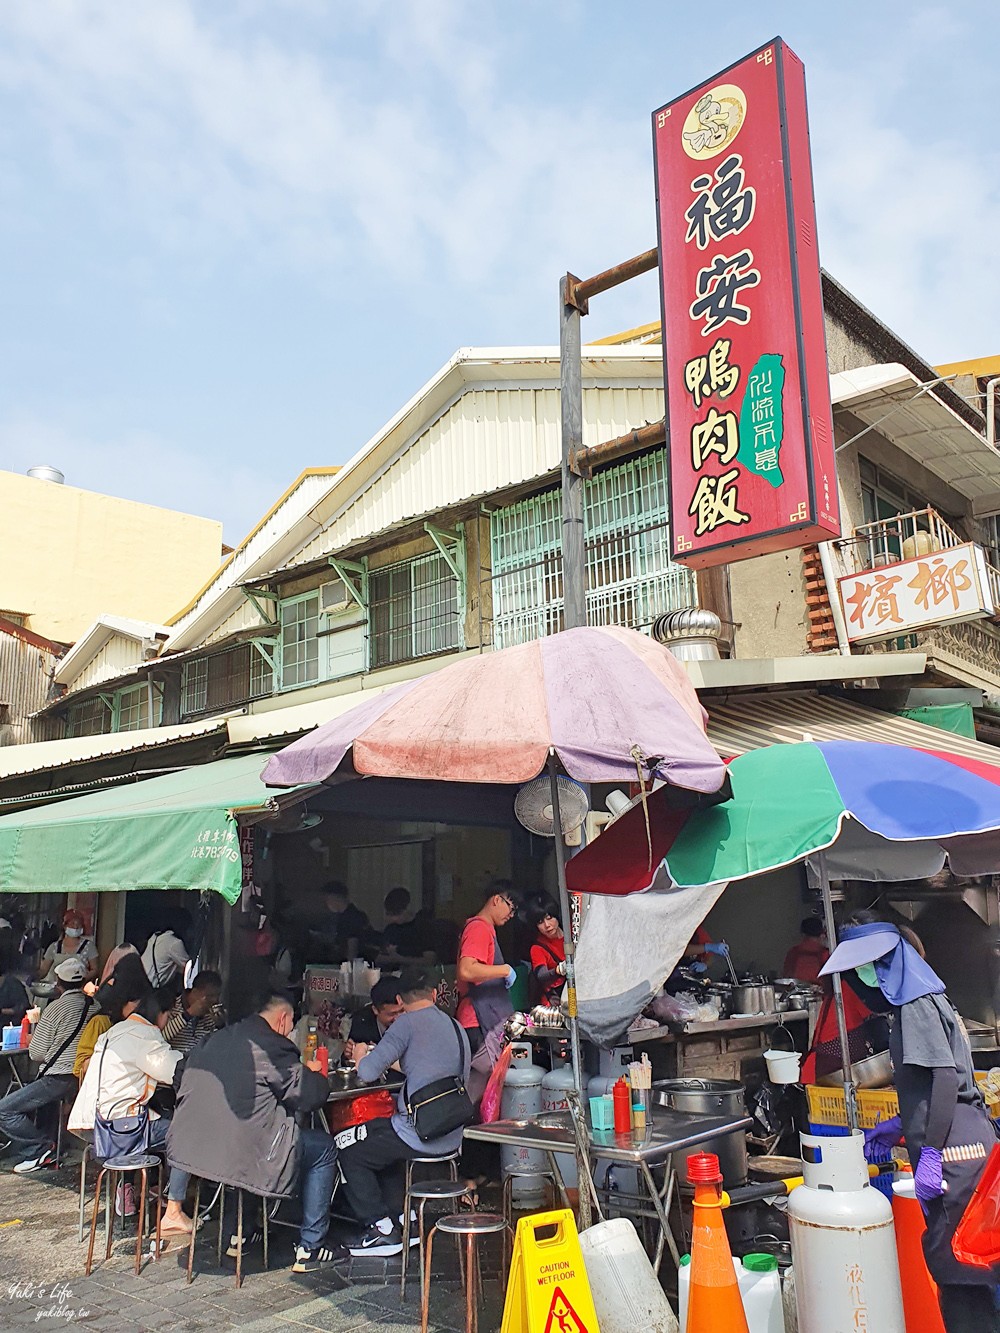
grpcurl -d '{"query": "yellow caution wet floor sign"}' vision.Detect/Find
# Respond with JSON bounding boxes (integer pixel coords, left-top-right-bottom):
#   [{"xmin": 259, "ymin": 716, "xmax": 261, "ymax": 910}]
[{"xmin": 501, "ymin": 1209, "xmax": 601, "ymax": 1333}]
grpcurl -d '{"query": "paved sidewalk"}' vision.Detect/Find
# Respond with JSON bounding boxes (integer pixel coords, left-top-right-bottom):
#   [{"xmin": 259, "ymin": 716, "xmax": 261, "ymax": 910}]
[{"xmin": 0, "ymin": 1145, "xmax": 505, "ymax": 1332}]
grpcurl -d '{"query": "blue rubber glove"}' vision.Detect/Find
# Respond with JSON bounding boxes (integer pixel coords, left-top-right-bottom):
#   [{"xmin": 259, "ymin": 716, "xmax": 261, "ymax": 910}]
[
  {"xmin": 914, "ymin": 1146, "xmax": 945, "ymax": 1204},
  {"xmin": 863, "ymin": 1115, "xmax": 903, "ymax": 1164},
  {"xmin": 504, "ymin": 966, "xmax": 518, "ymax": 990},
  {"xmin": 704, "ymin": 941, "xmax": 729, "ymax": 957},
  {"xmin": 688, "ymin": 961, "xmax": 708, "ymax": 975}
]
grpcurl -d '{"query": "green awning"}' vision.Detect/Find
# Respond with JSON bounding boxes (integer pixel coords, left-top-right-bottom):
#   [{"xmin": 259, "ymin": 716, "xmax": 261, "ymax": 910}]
[{"xmin": 0, "ymin": 753, "xmax": 308, "ymax": 904}]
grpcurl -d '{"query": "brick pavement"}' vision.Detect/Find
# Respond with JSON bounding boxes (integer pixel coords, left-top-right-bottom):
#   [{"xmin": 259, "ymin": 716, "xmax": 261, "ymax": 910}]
[{"xmin": 0, "ymin": 1143, "xmax": 505, "ymax": 1332}]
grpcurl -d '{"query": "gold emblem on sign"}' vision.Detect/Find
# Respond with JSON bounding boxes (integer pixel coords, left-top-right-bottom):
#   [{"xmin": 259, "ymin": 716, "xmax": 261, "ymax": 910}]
[
  {"xmin": 682, "ymin": 84, "xmax": 746, "ymax": 160},
  {"xmin": 676, "ymin": 533, "xmax": 693, "ymax": 552},
  {"xmin": 789, "ymin": 502, "xmax": 809, "ymax": 522}
]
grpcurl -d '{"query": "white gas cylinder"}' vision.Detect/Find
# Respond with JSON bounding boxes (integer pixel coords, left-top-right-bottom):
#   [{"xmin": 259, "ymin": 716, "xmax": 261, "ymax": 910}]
[
  {"xmin": 500, "ymin": 1043, "xmax": 546, "ymax": 1202},
  {"xmin": 787, "ymin": 1131, "xmax": 904, "ymax": 1333},
  {"xmin": 579, "ymin": 1217, "xmax": 680, "ymax": 1333},
  {"xmin": 541, "ymin": 1054, "xmax": 578, "ymax": 1187}
]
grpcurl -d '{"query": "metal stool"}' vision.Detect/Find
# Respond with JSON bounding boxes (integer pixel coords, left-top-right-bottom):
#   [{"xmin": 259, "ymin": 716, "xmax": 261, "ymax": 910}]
[
  {"xmin": 421, "ymin": 1213, "xmax": 511, "ymax": 1333},
  {"xmin": 401, "ymin": 1152, "xmax": 459, "ymax": 1271},
  {"xmin": 84, "ymin": 1153, "xmax": 163, "ymax": 1277},
  {"xmin": 186, "ymin": 1180, "xmax": 271, "ymax": 1289},
  {"xmin": 402, "ymin": 1177, "xmax": 477, "ymax": 1302},
  {"xmin": 70, "ymin": 1129, "xmax": 93, "ymax": 1243},
  {"xmin": 501, "ymin": 1170, "xmax": 557, "ymax": 1269}
]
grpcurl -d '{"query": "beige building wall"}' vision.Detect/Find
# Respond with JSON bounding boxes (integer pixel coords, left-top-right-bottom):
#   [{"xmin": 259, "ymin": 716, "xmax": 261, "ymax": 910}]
[{"xmin": 0, "ymin": 471, "xmax": 224, "ymax": 642}]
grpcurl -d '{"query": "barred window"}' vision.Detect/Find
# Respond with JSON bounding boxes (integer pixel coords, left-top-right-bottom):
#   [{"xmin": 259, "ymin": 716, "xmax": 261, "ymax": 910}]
[
  {"xmin": 66, "ymin": 695, "xmax": 113, "ymax": 738},
  {"xmin": 490, "ymin": 449, "xmax": 698, "ymax": 649},
  {"xmin": 181, "ymin": 642, "xmax": 275, "ymax": 716},
  {"xmin": 369, "ymin": 552, "xmax": 462, "ymax": 669}
]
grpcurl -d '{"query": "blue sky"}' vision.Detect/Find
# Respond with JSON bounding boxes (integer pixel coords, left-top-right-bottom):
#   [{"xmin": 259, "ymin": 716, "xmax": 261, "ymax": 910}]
[{"xmin": 1, "ymin": 1, "xmax": 997, "ymax": 544}]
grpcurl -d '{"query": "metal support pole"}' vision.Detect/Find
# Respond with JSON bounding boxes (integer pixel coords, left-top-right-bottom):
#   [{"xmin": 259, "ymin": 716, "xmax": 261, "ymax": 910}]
[
  {"xmin": 560, "ymin": 275, "xmax": 586, "ymax": 631},
  {"xmin": 548, "ymin": 754, "xmax": 593, "ymax": 1228},
  {"xmin": 817, "ymin": 852, "xmax": 858, "ymax": 1130}
]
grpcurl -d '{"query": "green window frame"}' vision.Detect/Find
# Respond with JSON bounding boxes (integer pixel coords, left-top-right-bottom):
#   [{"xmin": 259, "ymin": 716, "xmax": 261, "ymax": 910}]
[
  {"xmin": 490, "ymin": 448, "xmax": 698, "ymax": 649},
  {"xmin": 278, "ymin": 592, "xmax": 321, "ymax": 690}
]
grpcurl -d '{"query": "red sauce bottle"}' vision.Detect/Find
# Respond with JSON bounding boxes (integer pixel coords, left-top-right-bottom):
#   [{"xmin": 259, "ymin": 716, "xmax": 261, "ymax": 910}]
[
  {"xmin": 613, "ymin": 1077, "xmax": 632, "ymax": 1133},
  {"xmin": 19, "ymin": 1015, "xmax": 30, "ymax": 1048}
]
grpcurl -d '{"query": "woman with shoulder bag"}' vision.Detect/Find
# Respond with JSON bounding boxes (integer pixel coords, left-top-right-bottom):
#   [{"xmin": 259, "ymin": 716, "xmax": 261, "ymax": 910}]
[{"xmin": 69, "ymin": 990, "xmax": 194, "ymax": 1236}]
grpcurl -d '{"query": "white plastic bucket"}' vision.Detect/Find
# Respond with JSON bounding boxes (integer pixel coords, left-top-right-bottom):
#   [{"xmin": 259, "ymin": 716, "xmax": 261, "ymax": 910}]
[{"xmin": 763, "ymin": 1048, "xmax": 801, "ymax": 1083}]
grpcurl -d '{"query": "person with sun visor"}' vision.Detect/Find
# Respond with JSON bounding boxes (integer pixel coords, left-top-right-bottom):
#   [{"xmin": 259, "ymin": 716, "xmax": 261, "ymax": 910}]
[{"xmin": 820, "ymin": 915, "xmax": 1000, "ymax": 1333}]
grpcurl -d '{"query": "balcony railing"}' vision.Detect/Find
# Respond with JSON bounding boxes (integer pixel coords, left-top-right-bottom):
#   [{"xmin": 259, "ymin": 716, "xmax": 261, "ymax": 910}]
[{"xmin": 843, "ymin": 507, "xmax": 1000, "ymax": 614}]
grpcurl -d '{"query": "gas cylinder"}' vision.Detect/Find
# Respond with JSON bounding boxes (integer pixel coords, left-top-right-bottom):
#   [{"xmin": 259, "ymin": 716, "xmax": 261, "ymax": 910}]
[
  {"xmin": 500, "ymin": 1042, "xmax": 546, "ymax": 1203},
  {"xmin": 541, "ymin": 1046, "xmax": 578, "ymax": 1187},
  {"xmin": 787, "ymin": 1131, "xmax": 904, "ymax": 1333}
]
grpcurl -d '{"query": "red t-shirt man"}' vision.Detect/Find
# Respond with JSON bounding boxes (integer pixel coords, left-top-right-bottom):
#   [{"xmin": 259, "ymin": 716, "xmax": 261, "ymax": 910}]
[{"xmin": 455, "ymin": 884, "xmax": 517, "ymax": 1040}]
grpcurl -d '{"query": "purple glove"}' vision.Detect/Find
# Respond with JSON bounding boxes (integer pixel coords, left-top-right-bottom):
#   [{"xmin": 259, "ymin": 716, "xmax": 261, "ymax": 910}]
[
  {"xmin": 863, "ymin": 1115, "xmax": 902, "ymax": 1164},
  {"xmin": 914, "ymin": 1145, "xmax": 945, "ymax": 1204}
]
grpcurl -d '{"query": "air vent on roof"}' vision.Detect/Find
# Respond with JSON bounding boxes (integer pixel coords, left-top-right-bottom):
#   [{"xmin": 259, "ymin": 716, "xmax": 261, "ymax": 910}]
[{"xmin": 27, "ymin": 465, "xmax": 65, "ymax": 484}]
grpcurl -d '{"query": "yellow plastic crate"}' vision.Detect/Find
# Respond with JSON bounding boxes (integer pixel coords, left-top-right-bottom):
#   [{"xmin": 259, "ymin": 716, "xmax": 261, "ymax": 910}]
[{"xmin": 805, "ymin": 1084, "xmax": 899, "ymax": 1130}]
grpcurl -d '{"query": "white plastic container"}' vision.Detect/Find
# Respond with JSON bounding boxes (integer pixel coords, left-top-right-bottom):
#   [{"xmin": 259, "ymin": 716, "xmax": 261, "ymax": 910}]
[
  {"xmin": 787, "ymin": 1131, "xmax": 904, "ymax": 1333},
  {"xmin": 739, "ymin": 1254, "xmax": 784, "ymax": 1333},
  {"xmin": 579, "ymin": 1217, "xmax": 679, "ymax": 1333},
  {"xmin": 541, "ymin": 1055, "xmax": 577, "ymax": 1187},
  {"xmin": 762, "ymin": 1047, "xmax": 801, "ymax": 1083},
  {"xmin": 678, "ymin": 1252, "xmax": 738, "ymax": 1331},
  {"xmin": 500, "ymin": 1043, "xmax": 547, "ymax": 1203}
]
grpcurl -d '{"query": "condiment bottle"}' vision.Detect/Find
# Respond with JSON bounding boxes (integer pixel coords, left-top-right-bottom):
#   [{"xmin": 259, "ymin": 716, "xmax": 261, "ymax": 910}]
[
  {"xmin": 19, "ymin": 1015, "xmax": 30, "ymax": 1048},
  {"xmin": 613, "ymin": 1076, "xmax": 632, "ymax": 1133},
  {"xmin": 303, "ymin": 1017, "xmax": 318, "ymax": 1065}
]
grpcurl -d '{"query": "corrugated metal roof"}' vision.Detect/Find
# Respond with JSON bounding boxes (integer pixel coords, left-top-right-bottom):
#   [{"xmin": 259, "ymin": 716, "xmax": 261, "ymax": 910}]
[
  {"xmin": 0, "ymin": 716, "xmax": 228, "ymax": 780},
  {"xmin": 706, "ymin": 691, "xmax": 1000, "ymax": 767}
]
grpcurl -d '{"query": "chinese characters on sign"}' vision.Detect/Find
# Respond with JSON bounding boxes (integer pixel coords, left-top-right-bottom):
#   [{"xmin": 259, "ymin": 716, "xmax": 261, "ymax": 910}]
[
  {"xmin": 653, "ymin": 39, "xmax": 840, "ymax": 568},
  {"xmin": 838, "ymin": 543, "xmax": 994, "ymax": 644}
]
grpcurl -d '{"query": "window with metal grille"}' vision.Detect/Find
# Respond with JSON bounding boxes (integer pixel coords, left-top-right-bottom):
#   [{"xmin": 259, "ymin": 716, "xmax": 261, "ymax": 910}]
[
  {"xmin": 279, "ymin": 593, "xmax": 321, "ymax": 689},
  {"xmin": 490, "ymin": 449, "xmax": 698, "ymax": 649},
  {"xmin": 66, "ymin": 694, "xmax": 113, "ymax": 738},
  {"xmin": 181, "ymin": 642, "xmax": 275, "ymax": 716},
  {"xmin": 369, "ymin": 552, "xmax": 461, "ymax": 668}
]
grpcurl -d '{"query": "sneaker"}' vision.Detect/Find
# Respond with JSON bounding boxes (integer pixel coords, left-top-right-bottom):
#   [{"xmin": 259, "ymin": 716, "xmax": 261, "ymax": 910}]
[
  {"xmin": 226, "ymin": 1228, "xmax": 262, "ymax": 1258},
  {"xmin": 349, "ymin": 1221, "xmax": 403, "ymax": 1258},
  {"xmin": 115, "ymin": 1182, "xmax": 136, "ymax": 1217},
  {"xmin": 13, "ymin": 1147, "xmax": 56, "ymax": 1174},
  {"xmin": 292, "ymin": 1241, "xmax": 340, "ymax": 1273}
]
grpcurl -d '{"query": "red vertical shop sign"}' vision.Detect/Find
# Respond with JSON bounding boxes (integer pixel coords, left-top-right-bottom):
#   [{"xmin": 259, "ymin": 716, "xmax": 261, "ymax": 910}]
[{"xmin": 653, "ymin": 38, "xmax": 840, "ymax": 569}]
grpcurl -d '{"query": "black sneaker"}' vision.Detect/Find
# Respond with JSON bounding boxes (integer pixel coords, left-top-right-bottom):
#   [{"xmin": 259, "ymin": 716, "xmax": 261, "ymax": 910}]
[
  {"xmin": 226, "ymin": 1228, "xmax": 262, "ymax": 1258},
  {"xmin": 349, "ymin": 1222, "xmax": 403, "ymax": 1257},
  {"xmin": 293, "ymin": 1241, "xmax": 340, "ymax": 1273}
]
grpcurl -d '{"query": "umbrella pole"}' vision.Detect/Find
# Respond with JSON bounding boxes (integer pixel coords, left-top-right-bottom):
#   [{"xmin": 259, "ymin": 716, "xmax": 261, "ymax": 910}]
[
  {"xmin": 816, "ymin": 851, "xmax": 859, "ymax": 1131},
  {"xmin": 547, "ymin": 755, "xmax": 595, "ymax": 1229}
]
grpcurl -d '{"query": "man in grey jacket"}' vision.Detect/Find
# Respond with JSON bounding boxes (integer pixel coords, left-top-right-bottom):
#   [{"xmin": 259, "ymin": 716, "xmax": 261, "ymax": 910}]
[
  {"xmin": 341, "ymin": 968, "xmax": 471, "ymax": 1257},
  {"xmin": 0, "ymin": 956, "xmax": 91, "ymax": 1172}
]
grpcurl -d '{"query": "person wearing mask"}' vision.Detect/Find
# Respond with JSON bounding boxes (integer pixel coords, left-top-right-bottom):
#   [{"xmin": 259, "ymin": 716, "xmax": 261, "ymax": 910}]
[
  {"xmin": 346, "ymin": 975, "xmax": 404, "ymax": 1049},
  {"xmin": 456, "ymin": 882, "xmax": 519, "ymax": 1057},
  {"xmin": 820, "ymin": 917, "xmax": 1000, "ymax": 1332},
  {"xmin": 0, "ymin": 931, "xmax": 29, "ymax": 1027},
  {"xmin": 782, "ymin": 917, "xmax": 830, "ymax": 982},
  {"xmin": 141, "ymin": 911, "xmax": 192, "ymax": 990},
  {"xmin": 341, "ymin": 968, "xmax": 472, "ymax": 1257},
  {"xmin": 525, "ymin": 897, "xmax": 567, "ymax": 1007},
  {"xmin": 0, "ymin": 957, "xmax": 92, "ymax": 1172},
  {"xmin": 70, "ymin": 989, "xmax": 193, "ymax": 1235},
  {"xmin": 167, "ymin": 989, "xmax": 338, "ymax": 1273},
  {"xmin": 36, "ymin": 910, "xmax": 99, "ymax": 988},
  {"xmin": 161, "ymin": 972, "xmax": 224, "ymax": 1056}
]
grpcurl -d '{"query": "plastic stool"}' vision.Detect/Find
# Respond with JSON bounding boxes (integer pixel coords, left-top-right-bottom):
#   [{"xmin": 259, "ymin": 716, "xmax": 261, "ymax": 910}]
[
  {"xmin": 186, "ymin": 1180, "xmax": 271, "ymax": 1289},
  {"xmin": 420, "ymin": 1213, "xmax": 511, "ymax": 1333},
  {"xmin": 84, "ymin": 1153, "xmax": 163, "ymax": 1277},
  {"xmin": 402, "ymin": 1177, "xmax": 477, "ymax": 1302}
]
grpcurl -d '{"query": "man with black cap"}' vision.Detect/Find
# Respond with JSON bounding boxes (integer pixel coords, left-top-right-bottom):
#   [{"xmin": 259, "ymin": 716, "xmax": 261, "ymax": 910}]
[
  {"xmin": 821, "ymin": 916, "xmax": 1000, "ymax": 1332},
  {"xmin": 0, "ymin": 956, "xmax": 91, "ymax": 1172}
]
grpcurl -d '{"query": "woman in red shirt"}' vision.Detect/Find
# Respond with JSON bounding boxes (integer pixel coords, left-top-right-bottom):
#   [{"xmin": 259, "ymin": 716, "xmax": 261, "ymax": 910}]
[{"xmin": 526, "ymin": 898, "xmax": 566, "ymax": 1007}]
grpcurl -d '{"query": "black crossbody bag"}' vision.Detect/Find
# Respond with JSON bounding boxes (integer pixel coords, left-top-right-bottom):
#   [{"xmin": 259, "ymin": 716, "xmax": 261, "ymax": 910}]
[{"xmin": 405, "ymin": 1018, "xmax": 474, "ymax": 1143}]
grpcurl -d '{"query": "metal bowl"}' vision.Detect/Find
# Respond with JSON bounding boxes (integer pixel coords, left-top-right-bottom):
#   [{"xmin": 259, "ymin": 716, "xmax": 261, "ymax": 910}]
[{"xmin": 816, "ymin": 1048, "xmax": 894, "ymax": 1090}]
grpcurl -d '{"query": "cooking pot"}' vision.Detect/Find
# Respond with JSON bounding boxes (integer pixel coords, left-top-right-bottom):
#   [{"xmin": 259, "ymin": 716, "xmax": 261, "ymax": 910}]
[
  {"xmin": 816, "ymin": 1048, "xmax": 894, "ymax": 1090},
  {"xmin": 652, "ymin": 1078, "xmax": 748, "ymax": 1188},
  {"xmin": 731, "ymin": 983, "xmax": 776, "ymax": 1015}
]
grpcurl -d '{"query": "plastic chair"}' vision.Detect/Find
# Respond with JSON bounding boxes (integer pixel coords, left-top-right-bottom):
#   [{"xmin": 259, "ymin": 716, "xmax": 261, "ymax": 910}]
[
  {"xmin": 402, "ymin": 1177, "xmax": 477, "ymax": 1302},
  {"xmin": 420, "ymin": 1213, "xmax": 511, "ymax": 1333},
  {"xmin": 84, "ymin": 1153, "xmax": 163, "ymax": 1277},
  {"xmin": 186, "ymin": 1180, "xmax": 272, "ymax": 1289}
]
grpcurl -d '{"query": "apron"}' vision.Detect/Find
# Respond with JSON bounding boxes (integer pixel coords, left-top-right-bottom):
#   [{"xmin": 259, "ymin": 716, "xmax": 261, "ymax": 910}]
[
  {"xmin": 918, "ymin": 1100, "xmax": 1000, "ymax": 1286},
  {"xmin": 467, "ymin": 931, "xmax": 512, "ymax": 1103}
]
